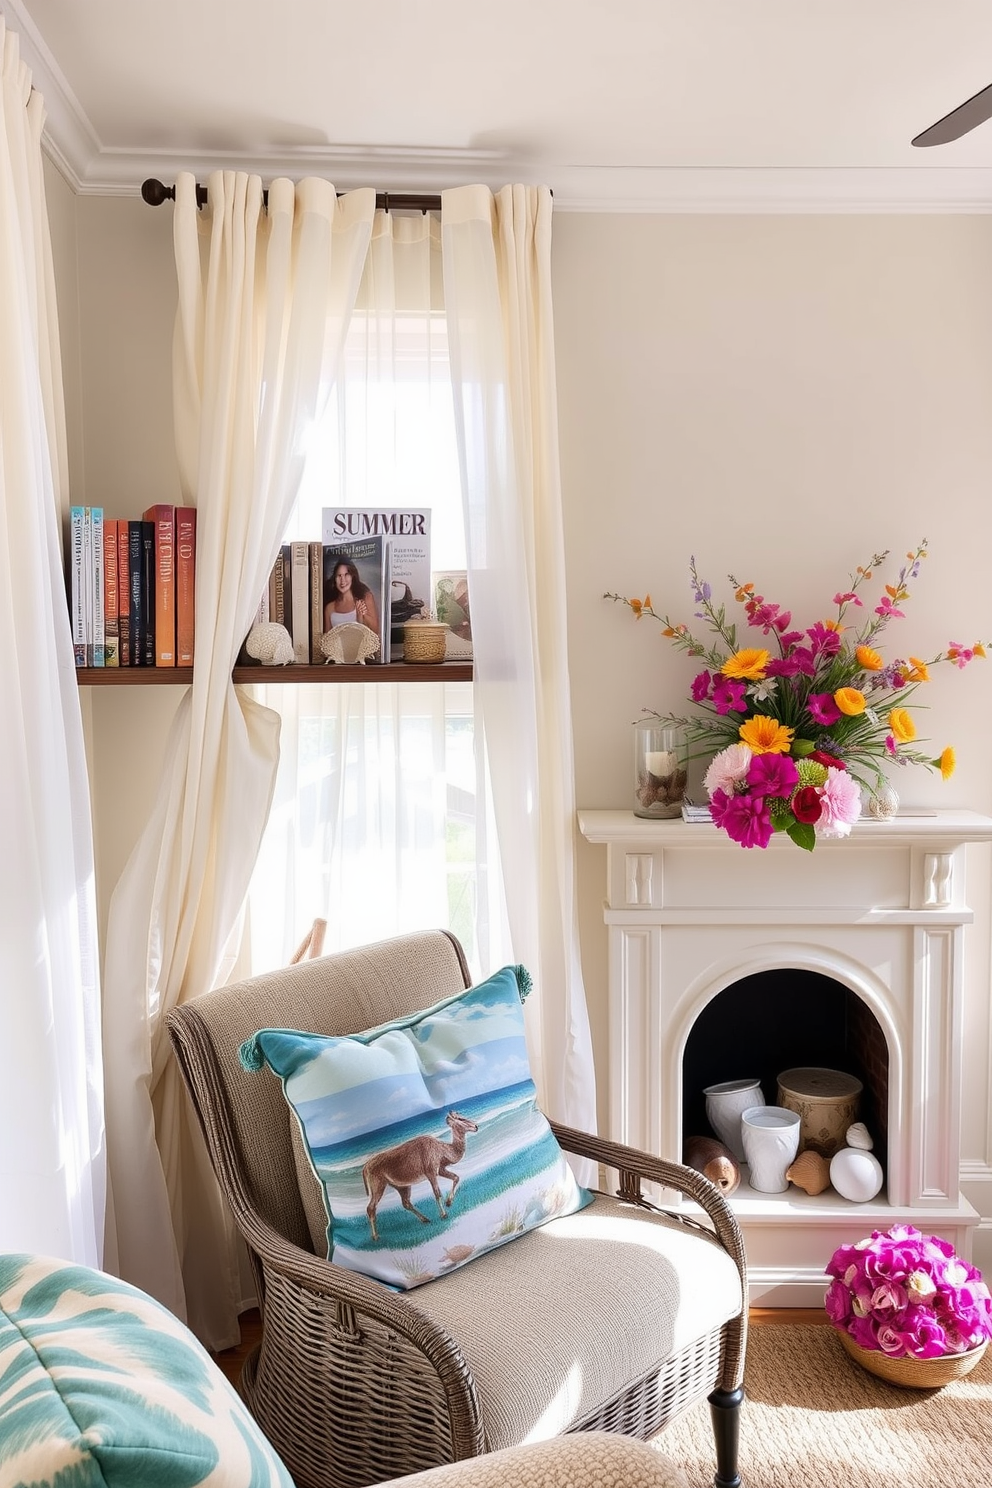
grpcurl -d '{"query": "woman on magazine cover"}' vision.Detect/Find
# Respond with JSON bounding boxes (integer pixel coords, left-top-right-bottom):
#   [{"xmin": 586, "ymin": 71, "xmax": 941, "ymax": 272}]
[{"xmin": 324, "ymin": 558, "xmax": 380, "ymax": 636}]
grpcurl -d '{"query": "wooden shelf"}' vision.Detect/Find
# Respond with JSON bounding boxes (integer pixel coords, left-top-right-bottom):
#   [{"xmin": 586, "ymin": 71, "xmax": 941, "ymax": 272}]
[{"xmin": 75, "ymin": 661, "xmax": 473, "ymax": 686}]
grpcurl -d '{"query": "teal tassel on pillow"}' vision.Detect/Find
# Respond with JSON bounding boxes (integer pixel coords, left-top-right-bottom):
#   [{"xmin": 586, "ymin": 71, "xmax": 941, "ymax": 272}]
[
  {"xmin": 239, "ymin": 1035, "xmax": 266, "ymax": 1072},
  {"xmin": 513, "ymin": 965, "xmax": 533, "ymax": 1001}
]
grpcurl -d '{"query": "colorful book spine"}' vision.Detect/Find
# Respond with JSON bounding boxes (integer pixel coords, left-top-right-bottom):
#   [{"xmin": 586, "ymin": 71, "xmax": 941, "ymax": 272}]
[
  {"xmin": 142, "ymin": 504, "xmax": 176, "ymax": 665},
  {"xmin": 175, "ymin": 507, "xmax": 196, "ymax": 665},
  {"xmin": 118, "ymin": 521, "xmax": 131, "ymax": 665},
  {"xmin": 141, "ymin": 520, "xmax": 155, "ymax": 667},
  {"xmin": 128, "ymin": 520, "xmax": 144, "ymax": 666},
  {"xmin": 91, "ymin": 508, "xmax": 105, "ymax": 666},
  {"xmin": 290, "ymin": 541, "xmax": 310, "ymax": 664},
  {"xmin": 103, "ymin": 518, "xmax": 120, "ymax": 666},
  {"xmin": 309, "ymin": 541, "xmax": 323, "ymax": 661},
  {"xmin": 82, "ymin": 507, "xmax": 94, "ymax": 665},
  {"xmin": 70, "ymin": 506, "xmax": 86, "ymax": 666}
]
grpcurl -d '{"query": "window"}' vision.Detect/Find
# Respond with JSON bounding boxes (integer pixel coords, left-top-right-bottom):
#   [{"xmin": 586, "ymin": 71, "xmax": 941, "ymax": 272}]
[{"xmin": 246, "ymin": 213, "xmax": 503, "ymax": 980}]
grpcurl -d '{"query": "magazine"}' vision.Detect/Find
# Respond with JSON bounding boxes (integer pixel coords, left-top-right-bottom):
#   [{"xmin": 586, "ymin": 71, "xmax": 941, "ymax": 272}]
[
  {"xmin": 322, "ymin": 508, "xmax": 431, "ymax": 657},
  {"xmin": 322, "ymin": 535, "xmax": 391, "ymax": 663},
  {"xmin": 433, "ymin": 569, "xmax": 472, "ymax": 658}
]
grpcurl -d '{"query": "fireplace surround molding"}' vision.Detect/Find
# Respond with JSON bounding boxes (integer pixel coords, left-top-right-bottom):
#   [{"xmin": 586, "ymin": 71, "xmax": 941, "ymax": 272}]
[{"xmin": 578, "ymin": 808, "xmax": 992, "ymax": 1305}]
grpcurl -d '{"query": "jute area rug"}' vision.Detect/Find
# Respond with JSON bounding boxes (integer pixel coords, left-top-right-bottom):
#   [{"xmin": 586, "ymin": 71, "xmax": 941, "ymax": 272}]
[{"xmin": 654, "ymin": 1324, "xmax": 992, "ymax": 1488}]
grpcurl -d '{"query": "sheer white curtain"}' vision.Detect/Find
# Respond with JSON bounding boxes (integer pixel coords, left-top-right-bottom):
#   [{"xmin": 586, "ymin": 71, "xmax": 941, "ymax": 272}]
[
  {"xmin": 248, "ymin": 208, "xmax": 506, "ymax": 980},
  {"xmin": 101, "ymin": 172, "xmax": 374, "ymax": 1347},
  {"xmin": 441, "ymin": 185, "xmax": 597, "ymax": 1141},
  {"xmin": 0, "ymin": 21, "xmax": 105, "ymax": 1261}
]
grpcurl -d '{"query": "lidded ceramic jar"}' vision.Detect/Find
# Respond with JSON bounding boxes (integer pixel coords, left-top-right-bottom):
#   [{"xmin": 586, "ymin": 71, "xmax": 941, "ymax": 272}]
[{"xmin": 776, "ymin": 1067, "xmax": 862, "ymax": 1158}]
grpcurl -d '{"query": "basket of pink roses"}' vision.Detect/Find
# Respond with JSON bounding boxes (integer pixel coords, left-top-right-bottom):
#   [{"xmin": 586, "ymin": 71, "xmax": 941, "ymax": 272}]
[{"xmin": 824, "ymin": 1224, "xmax": 992, "ymax": 1388}]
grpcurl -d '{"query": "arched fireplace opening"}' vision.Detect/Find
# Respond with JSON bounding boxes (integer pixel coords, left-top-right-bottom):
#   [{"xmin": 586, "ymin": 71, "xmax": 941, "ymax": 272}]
[{"xmin": 681, "ymin": 968, "xmax": 889, "ymax": 1176}]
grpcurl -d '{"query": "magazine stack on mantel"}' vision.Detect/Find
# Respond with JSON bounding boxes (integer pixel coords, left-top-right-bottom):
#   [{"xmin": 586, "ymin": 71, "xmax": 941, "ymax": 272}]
[{"xmin": 681, "ymin": 799, "xmax": 713, "ymax": 823}]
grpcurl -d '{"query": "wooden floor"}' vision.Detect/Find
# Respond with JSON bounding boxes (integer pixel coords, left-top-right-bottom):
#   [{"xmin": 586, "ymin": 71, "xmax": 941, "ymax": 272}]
[{"xmin": 212, "ymin": 1306, "xmax": 828, "ymax": 1387}]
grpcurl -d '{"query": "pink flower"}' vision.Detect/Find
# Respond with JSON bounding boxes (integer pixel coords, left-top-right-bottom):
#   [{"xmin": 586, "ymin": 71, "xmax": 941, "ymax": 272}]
[
  {"xmin": 808, "ymin": 692, "xmax": 842, "ymax": 727},
  {"xmin": 876, "ymin": 595, "xmax": 905, "ymax": 619},
  {"xmin": 815, "ymin": 768, "xmax": 862, "ymax": 839},
  {"xmin": 712, "ymin": 675, "xmax": 747, "ymax": 714},
  {"xmin": 709, "ymin": 789, "xmax": 774, "ymax": 849},
  {"xmin": 833, "ymin": 591, "xmax": 863, "ymax": 608},
  {"xmin": 703, "ymin": 743, "xmax": 752, "ymax": 797},
  {"xmin": 691, "ymin": 670, "xmax": 712, "ymax": 702},
  {"xmin": 747, "ymin": 752, "xmax": 798, "ymax": 797}
]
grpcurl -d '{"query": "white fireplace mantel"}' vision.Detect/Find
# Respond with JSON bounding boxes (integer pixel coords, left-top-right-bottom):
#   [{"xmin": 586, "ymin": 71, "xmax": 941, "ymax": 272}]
[{"xmin": 578, "ymin": 808, "xmax": 992, "ymax": 1305}]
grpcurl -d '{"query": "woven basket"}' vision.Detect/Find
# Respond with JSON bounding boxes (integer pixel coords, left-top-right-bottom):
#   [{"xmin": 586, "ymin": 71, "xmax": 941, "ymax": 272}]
[
  {"xmin": 835, "ymin": 1328, "xmax": 988, "ymax": 1389},
  {"xmin": 402, "ymin": 621, "xmax": 448, "ymax": 664}
]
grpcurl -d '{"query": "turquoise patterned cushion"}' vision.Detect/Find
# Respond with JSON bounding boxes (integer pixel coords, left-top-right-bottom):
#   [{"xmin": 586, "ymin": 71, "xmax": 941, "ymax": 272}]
[
  {"xmin": 0, "ymin": 1253, "xmax": 292, "ymax": 1487},
  {"xmin": 240, "ymin": 965, "xmax": 591, "ymax": 1289}
]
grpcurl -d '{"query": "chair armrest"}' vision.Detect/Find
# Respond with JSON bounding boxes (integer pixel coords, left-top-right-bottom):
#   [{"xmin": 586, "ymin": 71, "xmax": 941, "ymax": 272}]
[{"xmin": 549, "ymin": 1122, "xmax": 748, "ymax": 1285}]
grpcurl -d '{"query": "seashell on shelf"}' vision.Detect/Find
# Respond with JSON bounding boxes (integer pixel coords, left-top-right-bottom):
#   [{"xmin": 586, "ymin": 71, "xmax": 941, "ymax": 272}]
[
  {"xmin": 785, "ymin": 1149, "xmax": 832, "ymax": 1196},
  {"xmin": 683, "ymin": 1135, "xmax": 741, "ymax": 1195},
  {"xmin": 845, "ymin": 1122, "xmax": 874, "ymax": 1150}
]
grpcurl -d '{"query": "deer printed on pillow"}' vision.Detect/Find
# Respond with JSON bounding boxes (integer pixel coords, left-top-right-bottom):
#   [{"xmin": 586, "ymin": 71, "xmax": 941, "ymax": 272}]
[
  {"xmin": 363, "ymin": 1110, "xmax": 478, "ymax": 1240},
  {"xmin": 241, "ymin": 965, "xmax": 592, "ymax": 1288}
]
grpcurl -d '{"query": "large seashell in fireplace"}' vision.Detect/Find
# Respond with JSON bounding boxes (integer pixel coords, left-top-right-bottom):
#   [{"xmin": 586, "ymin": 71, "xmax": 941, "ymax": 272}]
[{"xmin": 785, "ymin": 1149, "xmax": 832, "ymax": 1195}]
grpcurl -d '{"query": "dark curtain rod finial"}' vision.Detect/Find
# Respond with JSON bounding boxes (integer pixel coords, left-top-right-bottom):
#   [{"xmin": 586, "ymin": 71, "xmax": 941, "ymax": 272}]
[{"xmin": 140, "ymin": 177, "xmax": 440, "ymax": 213}]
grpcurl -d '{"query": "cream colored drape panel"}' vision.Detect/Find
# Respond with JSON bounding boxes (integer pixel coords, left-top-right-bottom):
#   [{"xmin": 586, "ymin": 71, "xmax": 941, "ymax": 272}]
[
  {"xmin": 440, "ymin": 186, "xmax": 597, "ymax": 1146},
  {"xmin": 102, "ymin": 172, "xmax": 374, "ymax": 1346},
  {"xmin": 0, "ymin": 21, "xmax": 105, "ymax": 1262}
]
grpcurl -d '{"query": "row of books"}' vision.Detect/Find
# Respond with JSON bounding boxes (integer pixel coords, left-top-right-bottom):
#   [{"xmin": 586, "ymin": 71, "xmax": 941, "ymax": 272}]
[
  {"xmin": 251, "ymin": 506, "xmax": 471, "ymax": 666},
  {"xmin": 70, "ymin": 505, "xmax": 196, "ymax": 667}
]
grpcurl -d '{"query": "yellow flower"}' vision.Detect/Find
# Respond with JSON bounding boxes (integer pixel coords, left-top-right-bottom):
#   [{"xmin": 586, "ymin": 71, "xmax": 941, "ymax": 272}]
[
  {"xmin": 855, "ymin": 645, "xmax": 884, "ymax": 671},
  {"xmin": 739, "ymin": 715, "xmax": 795, "ymax": 754},
  {"xmin": 629, "ymin": 595, "xmax": 651, "ymax": 618},
  {"xmin": 722, "ymin": 648, "xmax": 769, "ymax": 681},
  {"xmin": 904, "ymin": 656, "xmax": 930, "ymax": 683},
  {"xmin": 939, "ymin": 746, "xmax": 956, "ymax": 779},
  {"xmin": 889, "ymin": 707, "xmax": 916, "ymax": 743},
  {"xmin": 834, "ymin": 687, "xmax": 866, "ymax": 717}
]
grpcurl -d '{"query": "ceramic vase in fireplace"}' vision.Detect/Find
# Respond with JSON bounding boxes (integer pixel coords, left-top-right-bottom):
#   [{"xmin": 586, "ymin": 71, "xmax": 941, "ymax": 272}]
[
  {"xmin": 741, "ymin": 1105, "xmax": 801, "ymax": 1193},
  {"xmin": 703, "ymin": 1078, "xmax": 764, "ymax": 1162}
]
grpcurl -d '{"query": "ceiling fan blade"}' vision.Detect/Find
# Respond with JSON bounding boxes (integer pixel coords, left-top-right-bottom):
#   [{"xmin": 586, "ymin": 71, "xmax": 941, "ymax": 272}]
[{"xmin": 912, "ymin": 81, "xmax": 992, "ymax": 146}]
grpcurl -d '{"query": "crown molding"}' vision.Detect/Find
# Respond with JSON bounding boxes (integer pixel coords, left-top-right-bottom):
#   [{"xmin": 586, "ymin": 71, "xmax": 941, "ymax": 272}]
[
  {"xmin": 10, "ymin": 0, "xmax": 992, "ymax": 215},
  {"xmin": 61, "ymin": 153, "xmax": 992, "ymax": 216}
]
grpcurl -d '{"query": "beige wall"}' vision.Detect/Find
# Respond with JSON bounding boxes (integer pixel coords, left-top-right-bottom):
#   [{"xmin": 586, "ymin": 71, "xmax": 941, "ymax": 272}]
[
  {"xmin": 52, "ymin": 196, "xmax": 992, "ymax": 1263},
  {"xmin": 552, "ymin": 211, "xmax": 992, "ymax": 1264}
]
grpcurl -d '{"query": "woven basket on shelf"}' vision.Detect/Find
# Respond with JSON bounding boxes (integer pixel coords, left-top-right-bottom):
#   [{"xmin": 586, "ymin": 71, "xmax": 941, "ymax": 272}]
[
  {"xmin": 402, "ymin": 621, "xmax": 448, "ymax": 663},
  {"xmin": 835, "ymin": 1328, "xmax": 988, "ymax": 1389}
]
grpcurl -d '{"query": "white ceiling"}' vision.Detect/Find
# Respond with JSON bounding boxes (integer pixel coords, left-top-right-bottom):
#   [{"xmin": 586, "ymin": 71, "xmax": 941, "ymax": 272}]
[{"xmin": 9, "ymin": 0, "xmax": 992, "ymax": 211}]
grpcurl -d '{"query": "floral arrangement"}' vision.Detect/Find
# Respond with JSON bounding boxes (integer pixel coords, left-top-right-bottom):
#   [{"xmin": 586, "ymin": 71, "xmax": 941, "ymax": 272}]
[
  {"xmin": 825, "ymin": 1225, "xmax": 992, "ymax": 1359},
  {"xmin": 606, "ymin": 542, "xmax": 987, "ymax": 851}
]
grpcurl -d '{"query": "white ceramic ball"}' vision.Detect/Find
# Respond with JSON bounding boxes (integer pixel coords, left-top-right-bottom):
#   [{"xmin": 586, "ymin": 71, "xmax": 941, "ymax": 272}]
[{"xmin": 829, "ymin": 1146, "xmax": 884, "ymax": 1202}]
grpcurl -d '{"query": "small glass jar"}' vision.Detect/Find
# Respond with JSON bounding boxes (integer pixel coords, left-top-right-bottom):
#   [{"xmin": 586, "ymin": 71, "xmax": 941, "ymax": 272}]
[{"xmin": 633, "ymin": 720, "xmax": 688, "ymax": 818}]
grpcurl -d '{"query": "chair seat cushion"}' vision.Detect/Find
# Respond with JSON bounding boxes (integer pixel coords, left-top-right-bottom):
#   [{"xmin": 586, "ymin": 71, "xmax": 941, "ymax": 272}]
[
  {"xmin": 241, "ymin": 965, "xmax": 591, "ymax": 1289},
  {"xmin": 0, "ymin": 1253, "xmax": 293, "ymax": 1488},
  {"xmin": 409, "ymin": 1193, "xmax": 743, "ymax": 1452}
]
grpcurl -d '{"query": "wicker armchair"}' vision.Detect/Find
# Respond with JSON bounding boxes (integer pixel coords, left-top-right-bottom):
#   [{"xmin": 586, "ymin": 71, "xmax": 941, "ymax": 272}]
[{"xmin": 166, "ymin": 931, "xmax": 747, "ymax": 1488}]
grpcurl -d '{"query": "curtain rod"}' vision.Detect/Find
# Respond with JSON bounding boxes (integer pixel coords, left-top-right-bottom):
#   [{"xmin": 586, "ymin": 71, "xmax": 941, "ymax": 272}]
[{"xmin": 140, "ymin": 178, "xmax": 441, "ymax": 213}]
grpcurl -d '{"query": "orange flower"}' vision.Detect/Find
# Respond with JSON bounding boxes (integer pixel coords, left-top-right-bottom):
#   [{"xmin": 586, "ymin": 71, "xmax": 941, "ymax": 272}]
[
  {"xmin": 721, "ymin": 647, "xmax": 769, "ymax": 681},
  {"xmin": 855, "ymin": 645, "xmax": 884, "ymax": 671},
  {"xmin": 939, "ymin": 746, "xmax": 956, "ymax": 779},
  {"xmin": 629, "ymin": 595, "xmax": 651, "ymax": 618},
  {"xmin": 904, "ymin": 656, "xmax": 930, "ymax": 683},
  {"xmin": 735, "ymin": 582, "xmax": 754, "ymax": 602},
  {"xmin": 889, "ymin": 707, "xmax": 916, "ymax": 743},
  {"xmin": 976, "ymin": 644, "xmax": 987, "ymax": 658},
  {"xmin": 824, "ymin": 619, "xmax": 842, "ymax": 633},
  {"xmin": 739, "ymin": 716, "xmax": 794, "ymax": 755},
  {"xmin": 834, "ymin": 688, "xmax": 866, "ymax": 717}
]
